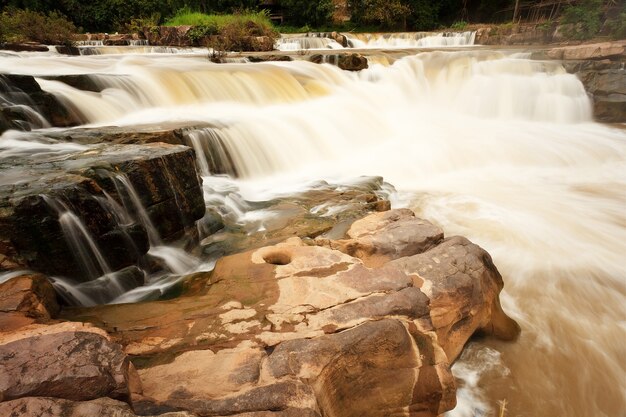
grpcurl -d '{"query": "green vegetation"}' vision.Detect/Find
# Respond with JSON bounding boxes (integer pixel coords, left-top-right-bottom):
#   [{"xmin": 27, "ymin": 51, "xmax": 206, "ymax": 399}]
[
  {"xmin": 165, "ymin": 7, "xmax": 273, "ymax": 29},
  {"xmin": 561, "ymin": 0, "xmax": 603, "ymax": 39},
  {"xmin": 0, "ymin": 8, "xmax": 76, "ymax": 45},
  {"xmin": 280, "ymin": 0, "xmax": 334, "ymax": 27},
  {"xmin": 162, "ymin": 9, "xmax": 278, "ymax": 53},
  {"xmin": 450, "ymin": 20, "xmax": 469, "ymax": 30},
  {"xmin": 1, "ymin": 0, "xmax": 625, "ymax": 41}
]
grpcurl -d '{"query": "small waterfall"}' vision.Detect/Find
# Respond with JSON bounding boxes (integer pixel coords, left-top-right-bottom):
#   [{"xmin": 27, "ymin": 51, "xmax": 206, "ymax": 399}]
[
  {"xmin": 184, "ymin": 128, "xmax": 238, "ymax": 176},
  {"xmin": 78, "ymin": 46, "xmax": 207, "ymax": 55},
  {"xmin": 75, "ymin": 40, "xmax": 104, "ymax": 47},
  {"xmin": 346, "ymin": 31, "xmax": 476, "ymax": 48},
  {"xmin": 42, "ymin": 196, "xmax": 112, "ymax": 280},
  {"xmin": 110, "ymin": 172, "xmax": 204, "ymax": 284},
  {"xmin": 276, "ymin": 36, "xmax": 345, "ymax": 51},
  {"xmin": 129, "ymin": 39, "xmax": 150, "ymax": 46},
  {"xmin": 0, "ymin": 75, "xmax": 51, "ymax": 131}
]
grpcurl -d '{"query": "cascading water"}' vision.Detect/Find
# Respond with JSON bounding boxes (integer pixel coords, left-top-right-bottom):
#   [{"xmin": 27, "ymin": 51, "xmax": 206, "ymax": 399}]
[
  {"xmin": 346, "ymin": 31, "xmax": 476, "ymax": 48},
  {"xmin": 0, "ymin": 43, "xmax": 624, "ymax": 417}
]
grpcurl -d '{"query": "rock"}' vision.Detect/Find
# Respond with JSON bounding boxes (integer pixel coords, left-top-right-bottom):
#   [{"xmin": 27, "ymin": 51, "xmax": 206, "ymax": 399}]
[
  {"xmin": 55, "ymin": 45, "xmax": 81, "ymax": 55},
  {"xmin": 0, "ymin": 273, "xmax": 59, "ymax": 319},
  {"xmin": 201, "ymin": 177, "xmax": 393, "ymax": 260},
  {"xmin": 0, "ymin": 74, "xmax": 81, "ymax": 132},
  {"xmin": 309, "ymin": 53, "xmax": 368, "ymax": 71},
  {"xmin": 390, "ymin": 236, "xmax": 521, "ymax": 361},
  {"xmin": 337, "ymin": 53, "xmax": 368, "ymax": 71},
  {"xmin": 0, "ymin": 397, "xmax": 196, "ymax": 417},
  {"xmin": 0, "ymin": 42, "xmax": 48, "ymax": 52},
  {"xmin": 41, "ymin": 74, "xmax": 104, "ymax": 92},
  {"xmin": 0, "ymin": 322, "xmax": 131, "ymax": 402},
  {"xmin": 593, "ymin": 94, "xmax": 626, "ymax": 123},
  {"xmin": 0, "ymin": 141, "xmax": 203, "ymax": 280},
  {"xmin": 143, "ymin": 26, "xmax": 194, "ymax": 47},
  {"xmin": 64, "ymin": 209, "xmax": 518, "ymax": 417},
  {"xmin": 546, "ymin": 41, "xmax": 626, "ymax": 60},
  {"xmin": 317, "ymin": 208, "xmax": 443, "ymax": 267},
  {"xmin": 248, "ymin": 55, "xmax": 293, "ymax": 63}
]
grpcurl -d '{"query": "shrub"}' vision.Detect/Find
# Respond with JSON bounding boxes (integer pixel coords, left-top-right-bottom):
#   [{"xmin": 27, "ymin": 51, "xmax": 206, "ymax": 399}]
[
  {"xmin": 450, "ymin": 20, "xmax": 468, "ymax": 30},
  {"xmin": 0, "ymin": 8, "xmax": 76, "ymax": 45},
  {"xmin": 561, "ymin": 0, "xmax": 603, "ymax": 40}
]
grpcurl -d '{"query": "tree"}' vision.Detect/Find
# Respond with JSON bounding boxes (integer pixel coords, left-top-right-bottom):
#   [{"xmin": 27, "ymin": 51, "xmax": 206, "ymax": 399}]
[{"xmin": 281, "ymin": 0, "xmax": 334, "ymax": 27}]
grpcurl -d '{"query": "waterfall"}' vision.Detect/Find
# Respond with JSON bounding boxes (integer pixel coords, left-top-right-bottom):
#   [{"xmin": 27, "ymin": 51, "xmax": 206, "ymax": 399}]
[
  {"xmin": 346, "ymin": 31, "xmax": 476, "ymax": 48},
  {"xmin": 42, "ymin": 196, "xmax": 113, "ymax": 280},
  {"xmin": 276, "ymin": 36, "xmax": 345, "ymax": 51},
  {"xmin": 1, "ymin": 44, "xmax": 624, "ymax": 417}
]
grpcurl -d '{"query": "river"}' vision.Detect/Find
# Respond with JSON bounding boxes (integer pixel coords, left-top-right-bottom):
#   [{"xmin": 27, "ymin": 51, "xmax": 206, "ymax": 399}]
[{"xmin": 0, "ymin": 34, "xmax": 624, "ymax": 416}]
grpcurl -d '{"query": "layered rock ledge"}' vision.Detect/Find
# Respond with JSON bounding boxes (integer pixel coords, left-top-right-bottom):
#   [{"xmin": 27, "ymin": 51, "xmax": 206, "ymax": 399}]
[
  {"xmin": 0, "ymin": 208, "xmax": 518, "ymax": 417},
  {"xmin": 0, "ymin": 139, "xmax": 205, "ymax": 280}
]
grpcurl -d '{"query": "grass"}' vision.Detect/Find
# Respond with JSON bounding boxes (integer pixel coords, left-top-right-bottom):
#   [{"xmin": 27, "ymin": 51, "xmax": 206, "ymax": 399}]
[{"xmin": 165, "ymin": 8, "xmax": 274, "ymax": 31}]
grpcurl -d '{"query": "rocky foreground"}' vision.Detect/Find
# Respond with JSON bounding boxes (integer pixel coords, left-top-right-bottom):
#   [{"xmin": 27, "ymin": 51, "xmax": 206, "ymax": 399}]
[{"xmin": 0, "ymin": 206, "xmax": 520, "ymax": 417}]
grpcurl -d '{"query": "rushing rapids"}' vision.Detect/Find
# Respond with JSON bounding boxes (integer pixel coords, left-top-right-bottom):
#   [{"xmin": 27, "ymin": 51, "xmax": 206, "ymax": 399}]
[{"xmin": 0, "ymin": 39, "xmax": 624, "ymax": 417}]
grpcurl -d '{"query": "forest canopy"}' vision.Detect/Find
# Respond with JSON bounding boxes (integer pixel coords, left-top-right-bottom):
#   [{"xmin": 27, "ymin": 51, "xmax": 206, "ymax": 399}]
[{"xmin": 0, "ymin": 0, "xmax": 623, "ymax": 34}]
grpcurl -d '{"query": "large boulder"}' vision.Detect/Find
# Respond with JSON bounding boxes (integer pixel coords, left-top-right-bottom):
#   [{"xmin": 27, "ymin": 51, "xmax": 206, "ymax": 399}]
[
  {"xmin": 66, "ymin": 209, "xmax": 518, "ymax": 417},
  {"xmin": 0, "ymin": 322, "xmax": 133, "ymax": 402}
]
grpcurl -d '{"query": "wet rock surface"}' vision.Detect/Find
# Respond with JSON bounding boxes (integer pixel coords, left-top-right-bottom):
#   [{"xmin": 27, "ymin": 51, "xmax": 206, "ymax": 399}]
[
  {"xmin": 0, "ymin": 74, "xmax": 81, "ymax": 133},
  {"xmin": 0, "ymin": 140, "xmax": 204, "ymax": 279},
  {"xmin": 59, "ymin": 209, "xmax": 518, "ymax": 417}
]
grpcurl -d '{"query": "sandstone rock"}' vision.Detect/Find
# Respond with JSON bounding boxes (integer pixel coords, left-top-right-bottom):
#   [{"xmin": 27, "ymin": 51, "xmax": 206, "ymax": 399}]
[
  {"xmin": 0, "ymin": 273, "xmax": 59, "ymax": 319},
  {"xmin": 546, "ymin": 41, "xmax": 626, "ymax": 60},
  {"xmin": 318, "ymin": 208, "xmax": 443, "ymax": 267},
  {"xmin": 390, "ymin": 236, "xmax": 521, "ymax": 361},
  {"xmin": 0, "ymin": 397, "xmax": 196, "ymax": 417},
  {"xmin": 0, "ymin": 322, "xmax": 131, "ymax": 402},
  {"xmin": 63, "ymin": 209, "xmax": 518, "ymax": 417}
]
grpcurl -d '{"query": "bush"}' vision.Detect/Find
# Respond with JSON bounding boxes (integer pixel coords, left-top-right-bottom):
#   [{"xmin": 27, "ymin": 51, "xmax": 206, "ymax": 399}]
[
  {"xmin": 450, "ymin": 20, "xmax": 468, "ymax": 30},
  {"xmin": 561, "ymin": 0, "xmax": 603, "ymax": 40},
  {"xmin": 0, "ymin": 8, "xmax": 76, "ymax": 45},
  {"xmin": 164, "ymin": 9, "xmax": 278, "ymax": 52}
]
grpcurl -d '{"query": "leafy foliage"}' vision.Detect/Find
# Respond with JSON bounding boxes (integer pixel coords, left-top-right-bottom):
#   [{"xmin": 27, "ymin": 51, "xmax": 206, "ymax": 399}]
[
  {"xmin": 561, "ymin": 0, "xmax": 603, "ymax": 40},
  {"xmin": 0, "ymin": 8, "xmax": 76, "ymax": 45},
  {"xmin": 280, "ymin": 0, "xmax": 334, "ymax": 27}
]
